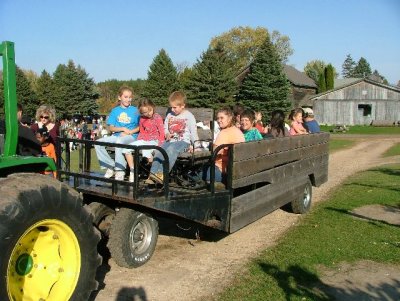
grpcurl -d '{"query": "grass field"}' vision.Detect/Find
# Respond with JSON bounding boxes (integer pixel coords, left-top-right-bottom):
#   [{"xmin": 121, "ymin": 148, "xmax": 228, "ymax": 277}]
[
  {"xmin": 321, "ymin": 125, "xmax": 400, "ymax": 135},
  {"xmin": 383, "ymin": 143, "xmax": 400, "ymax": 157},
  {"xmin": 328, "ymin": 138, "xmax": 356, "ymax": 153},
  {"xmin": 217, "ymin": 164, "xmax": 400, "ymax": 301},
  {"xmin": 62, "ymin": 148, "xmax": 101, "ymax": 172}
]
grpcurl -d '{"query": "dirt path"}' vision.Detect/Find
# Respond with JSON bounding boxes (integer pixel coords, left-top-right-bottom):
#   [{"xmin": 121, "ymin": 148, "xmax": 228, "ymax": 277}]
[{"xmin": 92, "ymin": 136, "xmax": 400, "ymax": 301}]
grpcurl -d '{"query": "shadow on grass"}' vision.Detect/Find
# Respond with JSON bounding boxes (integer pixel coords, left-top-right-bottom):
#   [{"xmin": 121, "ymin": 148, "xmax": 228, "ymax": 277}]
[
  {"xmin": 258, "ymin": 263, "xmax": 331, "ymax": 300},
  {"xmin": 369, "ymin": 167, "xmax": 400, "ymax": 177},
  {"xmin": 259, "ymin": 263, "xmax": 400, "ymax": 301},
  {"xmin": 344, "ymin": 181, "xmax": 400, "ymax": 193},
  {"xmin": 325, "ymin": 207, "xmax": 400, "ymax": 229}
]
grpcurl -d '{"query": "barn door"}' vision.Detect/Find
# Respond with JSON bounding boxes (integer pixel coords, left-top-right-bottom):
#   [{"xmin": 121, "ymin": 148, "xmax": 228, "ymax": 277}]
[{"xmin": 357, "ymin": 104, "xmax": 373, "ymax": 125}]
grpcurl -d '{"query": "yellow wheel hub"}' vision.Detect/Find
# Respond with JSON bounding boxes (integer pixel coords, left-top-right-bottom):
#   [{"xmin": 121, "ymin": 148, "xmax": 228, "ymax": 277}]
[{"xmin": 7, "ymin": 219, "xmax": 81, "ymax": 301}]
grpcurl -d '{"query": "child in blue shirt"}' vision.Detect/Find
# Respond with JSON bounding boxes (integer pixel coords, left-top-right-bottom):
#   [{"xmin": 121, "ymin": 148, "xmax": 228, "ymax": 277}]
[{"xmin": 94, "ymin": 86, "xmax": 140, "ymax": 180}]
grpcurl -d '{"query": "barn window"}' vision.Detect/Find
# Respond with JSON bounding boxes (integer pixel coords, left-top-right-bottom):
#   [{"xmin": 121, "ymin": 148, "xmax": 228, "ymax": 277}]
[{"xmin": 358, "ymin": 104, "xmax": 372, "ymax": 116}]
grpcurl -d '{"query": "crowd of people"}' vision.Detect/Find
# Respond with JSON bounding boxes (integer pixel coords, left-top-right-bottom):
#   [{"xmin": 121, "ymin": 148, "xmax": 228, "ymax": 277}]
[{"xmin": 8, "ymin": 87, "xmax": 320, "ymax": 184}]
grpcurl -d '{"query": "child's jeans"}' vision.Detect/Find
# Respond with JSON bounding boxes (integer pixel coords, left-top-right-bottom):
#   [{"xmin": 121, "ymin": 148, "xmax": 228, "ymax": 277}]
[
  {"xmin": 150, "ymin": 141, "xmax": 189, "ymax": 174},
  {"xmin": 121, "ymin": 140, "xmax": 158, "ymax": 159},
  {"xmin": 203, "ymin": 165, "xmax": 223, "ymax": 182},
  {"xmin": 95, "ymin": 135, "xmax": 136, "ymax": 171}
]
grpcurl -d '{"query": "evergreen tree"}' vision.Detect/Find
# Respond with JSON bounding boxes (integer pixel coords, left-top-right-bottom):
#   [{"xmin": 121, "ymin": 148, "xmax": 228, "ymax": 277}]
[
  {"xmin": 318, "ymin": 72, "xmax": 326, "ymax": 93},
  {"xmin": 15, "ymin": 66, "xmax": 39, "ymax": 117},
  {"xmin": 371, "ymin": 69, "xmax": 389, "ymax": 85},
  {"xmin": 177, "ymin": 66, "xmax": 193, "ymax": 91},
  {"xmin": 237, "ymin": 37, "xmax": 291, "ymax": 121},
  {"xmin": 341, "ymin": 54, "xmax": 356, "ymax": 78},
  {"xmin": 353, "ymin": 57, "xmax": 372, "ymax": 78},
  {"xmin": 325, "ymin": 64, "xmax": 334, "ymax": 90},
  {"xmin": 52, "ymin": 60, "xmax": 98, "ymax": 117},
  {"xmin": 142, "ymin": 49, "xmax": 178, "ymax": 106},
  {"xmin": 185, "ymin": 45, "xmax": 238, "ymax": 109},
  {"xmin": 36, "ymin": 70, "xmax": 54, "ymax": 105}
]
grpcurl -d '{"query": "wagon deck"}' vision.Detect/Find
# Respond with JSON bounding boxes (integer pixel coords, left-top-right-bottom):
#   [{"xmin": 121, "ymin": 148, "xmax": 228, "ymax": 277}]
[{"xmin": 58, "ymin": 132, "xmax": 329, "ymax": 233}]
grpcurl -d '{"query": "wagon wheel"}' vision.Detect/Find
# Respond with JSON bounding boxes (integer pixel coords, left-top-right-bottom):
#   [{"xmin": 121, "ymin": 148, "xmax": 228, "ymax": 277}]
[
  {"xmin": 291, "ymin": 179, "xmax": 312, "ymax": 214},
  {"xmin": 108, "ymin": 208, "xmax": 158, "ymax": 268}
]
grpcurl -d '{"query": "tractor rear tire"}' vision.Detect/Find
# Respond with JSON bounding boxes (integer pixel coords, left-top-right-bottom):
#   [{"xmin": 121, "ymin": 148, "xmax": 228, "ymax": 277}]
[
  {"xmin": 108, "ymin": 208, "xmax": 158, "ymax": 268},
  {"xmin": 0, "ymin": 173, "xmax": 101, "ymax": 301}
]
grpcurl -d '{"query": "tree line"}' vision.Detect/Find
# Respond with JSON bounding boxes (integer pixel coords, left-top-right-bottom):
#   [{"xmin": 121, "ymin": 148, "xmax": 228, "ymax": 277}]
[
  {"xmin": 0, "ymin": 60, "xmax": 98, "ymax": 119},
  {"xmin": 0, "ymin": 26, "xmax": 394, "ymax": 122}
]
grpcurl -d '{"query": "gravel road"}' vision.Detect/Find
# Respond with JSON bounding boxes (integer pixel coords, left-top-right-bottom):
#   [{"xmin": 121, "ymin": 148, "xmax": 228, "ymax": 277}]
[{"xmin": 92, "ymin": 136, "xmax": 400, "ymax": 301}]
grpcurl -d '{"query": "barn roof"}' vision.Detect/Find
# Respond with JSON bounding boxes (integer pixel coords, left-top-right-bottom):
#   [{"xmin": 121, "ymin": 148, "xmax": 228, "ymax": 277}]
[
  {"xmin": 310, "ymin": 77, "xmax": 400, "ymax": 100},
  {"xmin": 283, "ymin": 65, "xmax": 317, "ymax": 88},
  {"xmin": 236, "ymin": 64, "xmax": 317, "ymax": 88}
]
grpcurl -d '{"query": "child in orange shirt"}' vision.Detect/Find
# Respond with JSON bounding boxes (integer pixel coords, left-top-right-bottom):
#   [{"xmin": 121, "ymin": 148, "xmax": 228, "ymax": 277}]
[{"xmin": 35, "ymin": 127, "xmax": 57, "ymax": 178}]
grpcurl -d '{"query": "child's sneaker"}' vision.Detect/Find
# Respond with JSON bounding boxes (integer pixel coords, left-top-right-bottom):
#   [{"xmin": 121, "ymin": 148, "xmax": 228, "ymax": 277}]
[
  {"xmin": 115, "ymin": 171, "xmax": 125, "ymax": 181},
  {"xmin": 149, "ymin": 172, "xmax": 164, "ymax": 184},
  {"xmin": 144, "ymin": 177, "xmax": 154, "ymax": 185},
  {"xmin": 129, "ymin": 172, "xmax": 134, "ymax": 183},
  {"xmin": 104, "ymin": 168, "xmax": 115, "ymax": 178}
]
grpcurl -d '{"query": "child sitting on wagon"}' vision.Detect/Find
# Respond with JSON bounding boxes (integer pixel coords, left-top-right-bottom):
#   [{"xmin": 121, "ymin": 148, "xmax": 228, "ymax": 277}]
[
  {"xmin": 146, "ymin": 91, "xmax": 199, "ymax": 184},
  {"xmin": 289, "ymin": 108, "xmax": 308, "ymax": 135},
  {"xmin": 240, "ymin": 109, "xmax": 263, "ymax": 141},
  {"xmin": 122, "ymin": 98, "xmax": 165, "ymax": 183}
]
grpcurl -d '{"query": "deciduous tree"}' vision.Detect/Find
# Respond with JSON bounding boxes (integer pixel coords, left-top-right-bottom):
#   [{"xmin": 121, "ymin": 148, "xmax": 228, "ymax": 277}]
[
  {"xmin": 304, "ymin": 60, "xmax": 326, "ymax": 84},
  {"xmin": 96, "ymin": 79, "xmax": 145, "ymax": 113},
  {"xmin": 210, "ymin": 26, "xmax": 293, "ymax": 72}
]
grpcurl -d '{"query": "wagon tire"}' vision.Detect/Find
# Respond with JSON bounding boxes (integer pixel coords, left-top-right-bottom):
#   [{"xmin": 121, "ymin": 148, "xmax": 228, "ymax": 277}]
[
  {"xmin": 85, "ymin": 202, "xmax": 115, "ymax": 237},
  {"xmin": 291, "ymin": 179, "xmax": 312, "ymax": 214},
  {"xmin": 0, "ymin": 173, "xmax": 101, "ymax": 301},
  {"xmin": 108, "ymin": 208, "xmax": 158, "ymax": 268}
]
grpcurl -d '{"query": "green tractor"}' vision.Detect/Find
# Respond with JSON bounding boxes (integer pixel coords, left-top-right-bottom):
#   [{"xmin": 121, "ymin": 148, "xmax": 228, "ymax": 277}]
[{"xmin": 0, "ymin": 41, "xmax": 100, "ymax": 300}]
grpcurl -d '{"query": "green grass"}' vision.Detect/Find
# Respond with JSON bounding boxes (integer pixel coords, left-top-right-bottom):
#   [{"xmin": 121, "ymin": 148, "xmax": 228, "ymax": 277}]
[
  {"xmin": 217, "ymin": 164, "xmax": 400, "ymax": 301},
  {"xmin": 329, "ymin": 138, "xmax": 356, "ymax": 153},
  {"xmin": 321, "ymin": 125, "xmax": 400, "ymax": 135},
  {"xmin": 62, "ymin": 148, "xmax": 101, "ymax": 172},
  {"xmin": 383, "ymin": 143, "xmax": 400, "ymax": 157}
]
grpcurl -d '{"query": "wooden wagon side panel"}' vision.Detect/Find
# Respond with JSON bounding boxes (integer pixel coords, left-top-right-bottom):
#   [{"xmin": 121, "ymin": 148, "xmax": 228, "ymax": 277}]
[
  {"xmin": 229, "ymin": 175, "xmax": 308, "ymax": 233},
  {"xmin": 231, "ymin": 133, "xmax": 329, "ymax": 187},
  {"xmin": 228, "ymin": 132, "xmax": 329, "ymax": 232}
]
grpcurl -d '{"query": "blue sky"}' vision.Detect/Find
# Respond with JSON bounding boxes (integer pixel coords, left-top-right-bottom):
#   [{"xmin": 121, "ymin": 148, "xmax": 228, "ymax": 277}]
[{"xmin": 1, "ymin": 0, "xmax": 399, "ymax": 84}]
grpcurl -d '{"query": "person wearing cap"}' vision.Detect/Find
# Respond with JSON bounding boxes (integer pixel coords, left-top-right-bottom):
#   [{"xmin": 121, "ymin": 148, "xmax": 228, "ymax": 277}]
[
  {"xmin": 303, "ymin": 108, "xmax": 320, "ymax": 133},
  {"xmin": 94, "ymin": 86, "xmax": 140, "ymax": 181}
]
